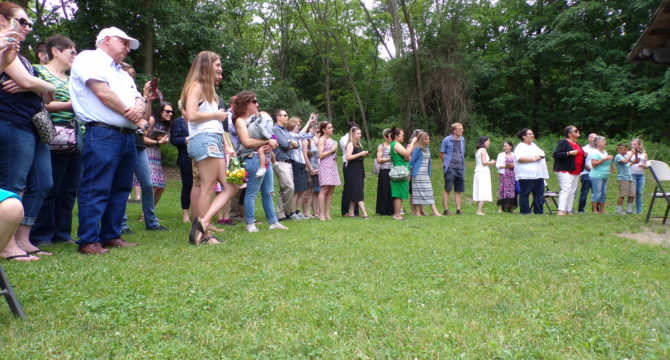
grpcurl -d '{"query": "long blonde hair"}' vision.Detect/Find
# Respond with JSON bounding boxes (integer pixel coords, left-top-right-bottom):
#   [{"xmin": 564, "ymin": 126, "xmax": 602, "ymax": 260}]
[
  {"xmin": 179, "ymin": 51, "xmax": 220, "ymax": 109},
  {"xmin": 632, "ymin": 138, "xmax": 645, "ymax": 154},
  {"xmin": 348, "ymin": 126, "xmax": 361, "ymax": 148}
]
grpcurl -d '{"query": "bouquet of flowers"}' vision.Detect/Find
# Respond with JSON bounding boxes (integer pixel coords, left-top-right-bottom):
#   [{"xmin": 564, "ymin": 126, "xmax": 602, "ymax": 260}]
[{"xmin": 226, "ymin": 156, "xmax": 248, "ymax": 187}]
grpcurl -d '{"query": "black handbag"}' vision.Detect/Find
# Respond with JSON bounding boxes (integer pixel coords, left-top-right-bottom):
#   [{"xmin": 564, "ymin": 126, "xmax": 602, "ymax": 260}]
[{"xmin": 32, "ymin": 107, "xmax": 56, "ymax": 144}]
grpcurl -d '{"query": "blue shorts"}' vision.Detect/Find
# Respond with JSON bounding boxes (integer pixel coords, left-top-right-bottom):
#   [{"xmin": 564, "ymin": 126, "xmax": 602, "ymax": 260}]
[
  {"xmin": 187, "ymin": 132, "xmax": 225, "ymax": 162},
  {"xmin": 444, "ymin": 167, "xmax": 465, "ymax": 192}
]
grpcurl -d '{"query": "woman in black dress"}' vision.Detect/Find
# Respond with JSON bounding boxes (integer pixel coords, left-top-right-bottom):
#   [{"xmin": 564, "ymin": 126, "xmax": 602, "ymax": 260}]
[
  {"xmin": 375, "ymin": 128, "xmax": 394, "ymax": 215},
  {"xmin": 345, "ymin": 126, "xmax": 370, "ymax": 218}
]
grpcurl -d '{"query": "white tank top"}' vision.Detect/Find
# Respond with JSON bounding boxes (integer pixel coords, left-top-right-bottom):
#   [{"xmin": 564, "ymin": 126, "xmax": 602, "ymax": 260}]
[{"xmin": 187, "ymin": 99, "xmax": 223, "ymax": 138}]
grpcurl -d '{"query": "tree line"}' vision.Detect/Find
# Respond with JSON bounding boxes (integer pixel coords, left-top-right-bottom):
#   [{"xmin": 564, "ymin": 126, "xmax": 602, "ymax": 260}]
[{"xmin": 15, "ymin": 0, "xmax": 670, "ymax": 141}]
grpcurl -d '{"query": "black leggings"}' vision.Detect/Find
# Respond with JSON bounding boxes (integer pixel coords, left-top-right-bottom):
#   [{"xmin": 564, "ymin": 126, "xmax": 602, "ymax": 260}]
[{"xmin": 177, "ymin": 153, "xmax": 193, "ymax": 210}]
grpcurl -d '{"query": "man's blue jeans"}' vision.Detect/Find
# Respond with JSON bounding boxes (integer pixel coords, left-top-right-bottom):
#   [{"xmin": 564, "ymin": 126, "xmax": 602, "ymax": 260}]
[
  {"xmin": 0, "ymin": 121, "xmax": 53, "ymax": 226},
  {"xmin": 31, "ymin": 151, "xmax": 82, "ymax": 244},
  {"xmin": 243, "ymin": 153, "xmax": 278, "ymax": 225},
  {"xmin": 578, "ymin": 173, "xmax": 591, "ymax": 213},
  {"xmin": 77, "ymin": 126, "xmax": 136, "ymax": 245},
  {"xmin": 121, "ymin": 147, "xmax": 160, "ymax": 230},
  {"xmin": 632, "ymin": 174, "xmax": 645, "ymax": 214}
]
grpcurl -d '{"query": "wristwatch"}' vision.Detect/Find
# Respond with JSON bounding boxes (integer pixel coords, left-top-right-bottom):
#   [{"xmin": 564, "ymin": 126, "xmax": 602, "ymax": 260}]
[{"xmin": 143, "ymin": 122, "xmax": 151, "ymax": 132}]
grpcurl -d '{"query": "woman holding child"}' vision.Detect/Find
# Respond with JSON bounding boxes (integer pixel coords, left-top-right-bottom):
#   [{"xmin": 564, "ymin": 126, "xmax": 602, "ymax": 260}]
[
  {"xmin": 233, "ymin": 92, "xmax": 285, "ymax": 232},
  {"xmin": 552, "ymin": 125, "xmax": 585, "ymax": 215}
]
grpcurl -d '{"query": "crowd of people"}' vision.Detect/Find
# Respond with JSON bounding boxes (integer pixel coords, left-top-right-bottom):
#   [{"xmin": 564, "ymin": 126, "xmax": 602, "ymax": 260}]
[{"xmin": 0, "ymin": 4, "xmax": 652, "ymax": 260}]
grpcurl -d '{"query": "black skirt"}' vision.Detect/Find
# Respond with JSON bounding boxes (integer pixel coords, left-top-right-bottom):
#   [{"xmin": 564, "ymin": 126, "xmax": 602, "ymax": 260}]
[{"xmin": 376, "ymin": 168, "xmax": 394, "ymax": 215}]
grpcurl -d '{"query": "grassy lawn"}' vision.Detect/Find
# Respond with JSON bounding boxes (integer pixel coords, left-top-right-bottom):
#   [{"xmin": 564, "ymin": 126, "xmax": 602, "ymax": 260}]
[{"xmin": 1, "ymin": 160, "xmax": 669, "ymax": 359}]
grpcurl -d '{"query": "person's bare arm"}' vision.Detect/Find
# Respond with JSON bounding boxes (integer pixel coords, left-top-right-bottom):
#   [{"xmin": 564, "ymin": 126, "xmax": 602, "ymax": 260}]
[
  {"xmin": 183, "ymin": 85, "xmax": 227, "ymax": 123},
  {"xmin": 2, "ymin": 57, "xmax": 55, "ymax": 94}
]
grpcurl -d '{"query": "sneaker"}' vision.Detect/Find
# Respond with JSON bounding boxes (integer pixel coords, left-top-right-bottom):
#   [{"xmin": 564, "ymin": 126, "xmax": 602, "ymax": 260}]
[
  {"xmin": 290, "ymin": 213, "xmax": 301, "ymax": 220},
  {"xmin": 246, "ymin": 224, "xmax": 259, "ymax": 233},
  {"xmin": 297, "ymin": 213, "xmax": 306, "ymax": 219},
  {"xmin": 456, "ymin": 210, "xmax": 462, "ymax": 215},
  {"xmin": 443, "ymin": 210, "xmax": 451, "ymax": 215},
  {"xmin": 616, "ymin": 210, "xmax": 626, "ymax": 215},
  {"xmin": 269, "ymin": 222, "xmax": 288, "ymax": 230},
  {"xmin": 256, "ymin": 167, "xmax": 267, "ymax": 178},
  {"xmin": 147, "ymin": 225, "xmax": 168, "ymax": 231}
]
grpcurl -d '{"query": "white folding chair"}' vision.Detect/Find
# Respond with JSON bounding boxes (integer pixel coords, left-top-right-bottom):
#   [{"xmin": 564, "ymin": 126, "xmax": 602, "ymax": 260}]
[{"xmin": 645, "ymin": 160, "xmax": 670, "ymax": 224}]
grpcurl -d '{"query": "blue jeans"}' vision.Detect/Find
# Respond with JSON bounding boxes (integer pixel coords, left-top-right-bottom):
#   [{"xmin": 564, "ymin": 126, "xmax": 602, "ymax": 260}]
[
  {"xmin": 243, "ymin": 153, "xmax": 278, "ymax": 225},
  {"xmin": 77, "ymin": 126, "xmax": 136, "ymax": 245},
  {"xmin": 578, "ymin": 173, "xmax": 591, "ymax": 212},
  {"xmin": 120, "ymin": 147, "xmax": 160, "ymax": 230},
  {"xmin": 0, "ymin": 121, "xmax": 53, "ymax": 226},
  {"xmin": 632, "ymin": 174, "xmax": 645, "ymax": 214},
  {"xmin": 519, "ymin": 178, "xmax": 545, "ymax": 214},
  {"xmin": 31, "ymin": 151, "xmax": 82, "ymax": 244},
  {"xmin": 590, "ymin": 177, "xmax": 608, "ymax": 203}
]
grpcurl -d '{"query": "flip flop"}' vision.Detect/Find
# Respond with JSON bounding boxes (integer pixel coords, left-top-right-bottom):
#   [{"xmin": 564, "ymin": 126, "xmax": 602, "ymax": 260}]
[
  {"xmin": 201, "ymin": 235, "xmax": 223, "ymax": 245},
  {"xmin": 3, "ymin": 253, "xmax": 38, "ymax": 261},
  {"xmin": 189, "ymin": 217, "xmax": 204, "ymax": 245},
  {"xmin": 28, "ymin": 248, "xmax": 53, "ymax": 256}
]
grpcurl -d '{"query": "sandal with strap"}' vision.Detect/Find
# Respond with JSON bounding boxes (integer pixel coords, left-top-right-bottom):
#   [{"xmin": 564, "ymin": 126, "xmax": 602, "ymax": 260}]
[
  {"xmin": 189, "ymin": 217, "xmax": 205, "ymax": 245},
  {"xmin": 201, "ymin": 235, "xmax": 223, "ymax": 245}
]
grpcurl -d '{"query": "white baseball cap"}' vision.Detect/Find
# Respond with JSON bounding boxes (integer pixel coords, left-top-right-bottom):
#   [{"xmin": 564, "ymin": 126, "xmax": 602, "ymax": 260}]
[{"xmin": 96, "ymin": 27, "xmax": 140, "ymax": 50}]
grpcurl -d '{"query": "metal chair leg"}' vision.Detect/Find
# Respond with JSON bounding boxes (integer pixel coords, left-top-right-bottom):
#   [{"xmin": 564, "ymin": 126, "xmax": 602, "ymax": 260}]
[{"xmin": 0, "ymin": 265, "xmax": 25, "ymax": 318}]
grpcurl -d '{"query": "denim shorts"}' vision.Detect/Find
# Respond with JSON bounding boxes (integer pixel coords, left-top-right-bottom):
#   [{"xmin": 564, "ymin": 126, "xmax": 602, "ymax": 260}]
[{"xmin": 187, "ymin": 132, "xmax": 225, "ymax": 162}]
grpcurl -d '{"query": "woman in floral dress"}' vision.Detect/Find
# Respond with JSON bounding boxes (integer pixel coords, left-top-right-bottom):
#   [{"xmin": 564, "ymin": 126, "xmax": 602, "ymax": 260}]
[
  {"xmin": 495, "ymin": 140, "xmax": 517, "ymax": 212},
  {"xmin": 318, "ymin": 121, "xmax": 340, "ymax": 221}
]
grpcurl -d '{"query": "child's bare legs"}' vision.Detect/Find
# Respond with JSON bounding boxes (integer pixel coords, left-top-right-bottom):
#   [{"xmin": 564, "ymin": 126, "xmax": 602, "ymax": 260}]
[{"xmin": 256, "ymin": 152, "xmax": 267, "ymax": 178}]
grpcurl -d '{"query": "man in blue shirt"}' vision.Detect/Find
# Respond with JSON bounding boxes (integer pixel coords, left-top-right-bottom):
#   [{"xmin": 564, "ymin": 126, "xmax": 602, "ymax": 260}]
[
  {"xmin": 439, "ymin": 123, "xmax": 465, "ymax": 215},
  {"xmin": 272, "ymin": 109, "xmax": 298, "ymax": 220}
]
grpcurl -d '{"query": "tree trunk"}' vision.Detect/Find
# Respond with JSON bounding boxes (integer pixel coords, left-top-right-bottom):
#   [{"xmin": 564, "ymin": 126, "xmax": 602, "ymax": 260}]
[
  {"xmin": 143, "ymin": 0, "xmax": 154, "ymax": 76},
  {"xmin": 359, "ymin": 0, "xmax": 394, "ymax": 59},
  {"xmin": 387, "ymin": 0, "xmax": 404, "ymax": 58},
  {"xmin": 399, "ymin": 0, "xmax": 426, "ymax": 117}
]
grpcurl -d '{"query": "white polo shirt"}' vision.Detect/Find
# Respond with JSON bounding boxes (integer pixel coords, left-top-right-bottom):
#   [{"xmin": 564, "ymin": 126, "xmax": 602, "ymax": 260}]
[{"xmin": 69, "ymin": 48, "xmax": 141, "ymax": 128}]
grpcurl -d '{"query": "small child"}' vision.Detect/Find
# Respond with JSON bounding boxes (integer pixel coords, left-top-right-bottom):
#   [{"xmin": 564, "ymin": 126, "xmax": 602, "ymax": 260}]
[
  {"xmin": 247, "ymin": 111, "xmax": 274, "ymax": 178},
  {"xmin": 614, "ymin": 143, "xmax": 635, "ymax": 214}
]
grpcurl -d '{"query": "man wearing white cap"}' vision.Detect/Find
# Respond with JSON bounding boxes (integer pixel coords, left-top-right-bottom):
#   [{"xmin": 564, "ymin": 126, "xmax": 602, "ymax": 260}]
[{"xmin": 69, "ymin": 27, "xmax": 151, "ymax": 255}]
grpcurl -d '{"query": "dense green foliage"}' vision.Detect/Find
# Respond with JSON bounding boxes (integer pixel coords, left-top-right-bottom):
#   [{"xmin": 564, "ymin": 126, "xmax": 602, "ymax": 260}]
[{"xmin": 18, "ymin": 0, "xmax": 670, "ymax": 140}]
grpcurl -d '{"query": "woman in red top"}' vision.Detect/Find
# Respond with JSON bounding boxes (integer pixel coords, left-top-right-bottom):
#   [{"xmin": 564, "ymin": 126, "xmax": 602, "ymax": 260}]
[{"xmin": 552, "ymin": 125, "xmax": 585, "ymax": 215}]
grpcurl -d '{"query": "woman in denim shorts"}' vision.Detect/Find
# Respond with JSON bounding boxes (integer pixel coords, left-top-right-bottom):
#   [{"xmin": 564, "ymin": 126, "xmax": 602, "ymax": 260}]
[{"xmin": 181, "ymin": 51, "xmax": 235, "ymax": 245}]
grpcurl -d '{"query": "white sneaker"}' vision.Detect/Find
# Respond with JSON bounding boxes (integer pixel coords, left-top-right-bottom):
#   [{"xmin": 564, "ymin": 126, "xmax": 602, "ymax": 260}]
[
  {"xmin": 269, "ymin": 222, "xmax": 288, "ymax": 230},
  {"xmin": 290, "ymin": 213, "xmax": 301, "ymax": 220},
  {"xmin": 256, "ymin": 167, "xmax": 266, "ymax": 178},
  {"xmin": 616, "ymin": 210, "xmax": 626, "ymax": 215},
  {"xmin": 246, "ymin": 224, "xmax": 259, "ymax": 232},
  {"xmin": 297, "ymin": 213, "xmax": 306, "ymax": 219}
]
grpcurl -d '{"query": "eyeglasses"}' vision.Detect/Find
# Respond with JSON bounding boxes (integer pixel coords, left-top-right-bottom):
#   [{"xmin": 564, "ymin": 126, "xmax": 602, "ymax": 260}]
[
  {"xmin": 164, "ymin": 110, "xmax": 174, "ymax": 114},
  {"xmin": 12, "ymin": 17, "xmax": 33, "ymax": 29},
  {"xmin": 571, "ymin": 129, "xmax": 580, "ymax": 133},
  {"xmin": 251, "ymin": 99, "xmax": 258, "ymax": 104}
]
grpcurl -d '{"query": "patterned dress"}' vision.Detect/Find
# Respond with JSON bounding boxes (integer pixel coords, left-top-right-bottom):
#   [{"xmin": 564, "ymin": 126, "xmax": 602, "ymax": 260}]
[
  {"xmin": 319, "ymin": 138, "xmax": 341, "ymax": 186},
  {"xmin": 497, "ymin": 154, "xmax": 517, "ymax": 211},
  {"xmin": 411, "ymin": 149, "xmax": 434, "ymax": 205},
  {"xmin": 145, "ymin": 121, "xmax": 167, "ymax": 188}
]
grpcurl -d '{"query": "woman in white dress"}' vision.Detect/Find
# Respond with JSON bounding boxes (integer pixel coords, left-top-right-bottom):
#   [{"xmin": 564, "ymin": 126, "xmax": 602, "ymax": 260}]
[{"xmin": 473, "ymin": 136, "xmax": 496, "ymax": 215}]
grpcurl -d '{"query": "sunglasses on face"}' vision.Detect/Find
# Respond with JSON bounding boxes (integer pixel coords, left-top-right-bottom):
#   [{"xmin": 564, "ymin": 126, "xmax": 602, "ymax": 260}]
[
  {"xmin": 13, "ymin": 17, "xmax": 33, "ymax": 29},
  {"xmin": 251, "ymin": 99, "xmax": 258, "ymax": 104},
  {"xmin": 164, "ymin": 110, "xmax": 174, "ymax": 114}
]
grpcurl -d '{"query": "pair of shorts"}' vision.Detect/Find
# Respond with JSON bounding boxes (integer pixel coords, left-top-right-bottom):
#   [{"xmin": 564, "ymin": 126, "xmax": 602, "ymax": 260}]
[
  {"xmin": 292, "ymin": 162, "xmax": 308, "ymax": 193},
  {"xmin": 618, "ymin": 180, "xmax": 635, "ymax": 198},
  {"xmin": 444, "ymin": 167, "xmax": 465, "ymax": 192},
  {"xmin": 187, "ymin": 132, "xmax": 224, "ymax": 163}
]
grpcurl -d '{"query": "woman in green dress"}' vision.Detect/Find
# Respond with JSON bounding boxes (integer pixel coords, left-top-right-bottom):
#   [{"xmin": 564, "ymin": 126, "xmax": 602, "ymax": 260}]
[{"xmin": 390, "ymin": 127, "xmax": 417, "ymax": 220}]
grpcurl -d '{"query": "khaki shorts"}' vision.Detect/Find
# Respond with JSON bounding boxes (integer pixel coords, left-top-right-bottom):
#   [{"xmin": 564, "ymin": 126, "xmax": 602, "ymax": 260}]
[{"xmin": 618, "ymin": 180, "xmax": 635, "ymax": 198}]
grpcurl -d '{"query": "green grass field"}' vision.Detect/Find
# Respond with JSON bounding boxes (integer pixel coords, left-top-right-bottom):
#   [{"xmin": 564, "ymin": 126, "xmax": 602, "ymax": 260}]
[{"xmin": 1, "ymin": 160, "xmax": 669, "ymax": 359}]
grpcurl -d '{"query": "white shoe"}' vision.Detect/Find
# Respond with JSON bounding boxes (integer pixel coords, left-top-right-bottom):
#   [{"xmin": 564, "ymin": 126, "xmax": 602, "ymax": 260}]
[
  {"xmin": 246, "ymin": 224, "xmax": 259, "ymax": 232},
  {"xmin": 616, "ymin": 210, "xmax": 625, "ymax": 215},
  {"xmin": 290, "ymin": 213, "xmax": 301, "ymax": 220},
  {"xmin": 256, "ymin": 167, "xmax": 266, "ymax": 178},
  {"xmin": 269, "ymin": 222, "xmax": 288, "ymax": 230},
  {"xmin": 297, "ymin": 213, "xmax": 306, "ymax": 219}
]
